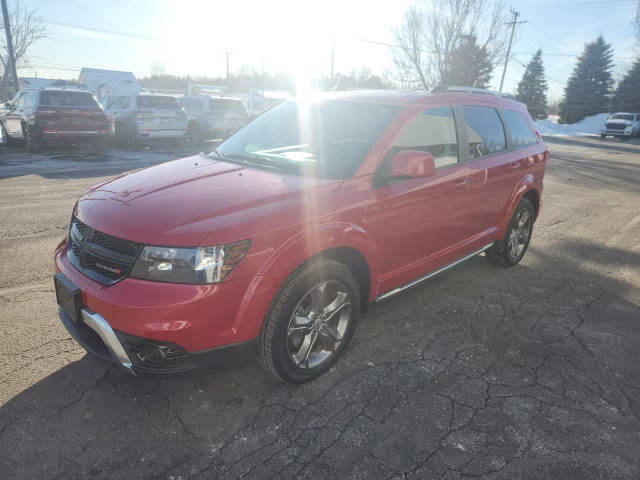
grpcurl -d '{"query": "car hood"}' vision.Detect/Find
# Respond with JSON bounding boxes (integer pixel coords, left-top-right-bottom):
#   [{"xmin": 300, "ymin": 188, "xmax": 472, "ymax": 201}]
[
  {"xmin": 76, "ymin": 155, "xmax": 339, "ymax": 246},
  {"xmin": 607, "ymin": 120, "xmax": 632, "ymax": 125}
]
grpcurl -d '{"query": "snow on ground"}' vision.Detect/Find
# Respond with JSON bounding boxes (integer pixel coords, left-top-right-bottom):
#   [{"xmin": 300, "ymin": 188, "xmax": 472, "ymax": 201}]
[{"xmin": 536, "ymin": 113, "xmax": 608, "ymax": 137}]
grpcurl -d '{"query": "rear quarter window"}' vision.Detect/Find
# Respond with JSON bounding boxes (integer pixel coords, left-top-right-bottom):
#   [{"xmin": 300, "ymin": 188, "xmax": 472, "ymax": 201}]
[
  {"xmin": 501, "ymin": 109, "xmax": 539, "ymax": 148},
  {"xmin": 462, "ymin": 106, "xmax": 507, "ymax": 159}
]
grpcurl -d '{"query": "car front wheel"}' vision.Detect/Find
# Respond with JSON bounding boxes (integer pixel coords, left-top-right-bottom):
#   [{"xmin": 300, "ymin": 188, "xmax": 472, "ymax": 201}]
[{"xmin": 258, "ymin": 259, "xmax": 360, "ymax": 383}]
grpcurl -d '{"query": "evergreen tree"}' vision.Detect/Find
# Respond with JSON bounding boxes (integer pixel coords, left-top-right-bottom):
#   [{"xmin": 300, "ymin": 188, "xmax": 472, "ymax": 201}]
[
  {"xmin": 611, "ymin": 58, "xmax": 640, "ymax": 112},
  {"xmin": 559, "ymin": 36, "xmax": 614, "ymax": 123},
  {"xmin": 441, "ymin": 35, "xmax": 493, "ymax": 88},
  {"xmin": 515, "ymin": 50, "xmax": 548, "ymax": 119}
]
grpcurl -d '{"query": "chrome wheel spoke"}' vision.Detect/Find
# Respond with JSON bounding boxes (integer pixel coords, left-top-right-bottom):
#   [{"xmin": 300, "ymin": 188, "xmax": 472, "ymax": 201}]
[
  {"xmin": 518, "ymin": 210, "xmax": 530, "ymax": 229},
  {"xmin": 309, "ymin": 282, "xmax": 327, "ymax": 313}
]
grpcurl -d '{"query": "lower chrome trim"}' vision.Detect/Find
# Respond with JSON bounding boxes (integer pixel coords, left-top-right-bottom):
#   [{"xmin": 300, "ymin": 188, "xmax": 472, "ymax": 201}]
[
  {"xmin": 375, "ymin": 243, "xmax": 493, "ymax": 302},
  {"xmin": 81, "ymin": 309, "xmax": 135, "ymax": 374}
]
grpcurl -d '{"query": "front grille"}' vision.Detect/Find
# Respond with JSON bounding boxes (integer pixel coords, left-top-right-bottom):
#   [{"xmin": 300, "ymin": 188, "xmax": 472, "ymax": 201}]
[
  {"xmin": 68, "ymin": 216, "xmax": 143, "ymax": 284},
  {"xmin": 606, "ymin": 122, "xmax": 626, "ymax": 131}
]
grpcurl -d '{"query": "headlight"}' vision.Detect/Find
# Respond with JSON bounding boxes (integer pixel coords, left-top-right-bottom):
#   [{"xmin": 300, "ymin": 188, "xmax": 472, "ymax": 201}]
[{"xmin": 130, "ymin": 240, "xmax": 251, "ymax": 284}]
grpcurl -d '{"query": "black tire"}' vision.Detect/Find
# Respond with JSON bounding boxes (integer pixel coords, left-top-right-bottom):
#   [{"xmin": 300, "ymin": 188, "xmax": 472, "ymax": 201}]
[
  {"xmin": 258, "ymin": 259, "xmax": 360, "ymax": 383},
  {"xmin": 115, "ymin": 123, "xmax": 130, "ymax": 148},
  {"xmin": 485, "ymin": 197, "xmax": 535, "ymax": 267},
  {"xmin": 600, "ymin": 134, "xmax": 606, "ymax": 139},
  {"xmin": 23, "ymin": 124, "xmax": 40, "ymax": 152},
  {"xmin": 186, "ymin": 122, "xmax": 200, "ymax": 144}
]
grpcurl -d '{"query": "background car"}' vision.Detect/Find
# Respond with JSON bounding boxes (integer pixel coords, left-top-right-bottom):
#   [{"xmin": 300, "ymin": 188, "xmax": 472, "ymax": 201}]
[
  {"xmin": 179, "ymin": 94, "xmax": 248, "ymax": 144},
  {"xmin": 103, "ymin": 92, "xmax": 188, "ymax": 146},
  {"xmin": 0, "ymin": 87, "xmax": 109, "ymax": 152},
  {"xmin": 601, "ymin": 112, "xmax": 640, "ymax": 138}
]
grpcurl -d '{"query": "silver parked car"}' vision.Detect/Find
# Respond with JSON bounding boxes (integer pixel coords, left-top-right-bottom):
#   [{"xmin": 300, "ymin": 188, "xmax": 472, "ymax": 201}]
[
  {"xmin": 103, "ymin": 93, "xmax": 188, "ymax": 145},
  {"xmin": 179, "ymin": 94, "xmax": 248, "ymax": 143}
]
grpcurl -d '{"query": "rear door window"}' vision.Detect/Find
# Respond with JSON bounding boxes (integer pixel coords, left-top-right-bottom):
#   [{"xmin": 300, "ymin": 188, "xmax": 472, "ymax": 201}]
[
  {"xmin": 462, "ymin": 106, "xmax": 507, "ymax": 159},
  {"xmin": 40, "ymin": 91, "xmax": 99, "ymax": 107},
  {"xmin": 501, "ymin": 109, "xmax": 538, "ymax": 148},
  {"xmin": 106, "ymin": 95, "xmax": 131, "ymax": 110},
  {"xmin": 391, "ymin": 106, "xmax": 459, "ymax": 169},
  {"xmin": 136, "ymin": 95, "xmax": 179, "ymax": 109}
]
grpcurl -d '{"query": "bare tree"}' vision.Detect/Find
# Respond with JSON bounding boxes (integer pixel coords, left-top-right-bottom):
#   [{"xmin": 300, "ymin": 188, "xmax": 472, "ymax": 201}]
[
  {"xmin": 392, "ymin": 0, "xmax": 508, "ymax": 90},
  {"xmin": 150, "ymin": 61, "xmax": 166, "ymax": 76},
  {"xmin": 0, "ymin": 1, "xmax": 46, "ymax": 91}
]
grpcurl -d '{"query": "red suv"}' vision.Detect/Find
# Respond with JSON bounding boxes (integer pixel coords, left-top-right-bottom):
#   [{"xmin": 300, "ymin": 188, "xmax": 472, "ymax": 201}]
[
  {"xmin": 54, "ymin": 89, "xmax": 547, "ymax": 382},
  {"xmin": 1, "ymin": 88, "xmax": 109, "ymax": 152}
]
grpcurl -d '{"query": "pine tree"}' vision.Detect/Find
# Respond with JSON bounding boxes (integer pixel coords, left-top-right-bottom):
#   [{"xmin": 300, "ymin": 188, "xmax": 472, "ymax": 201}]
[
  {"xmin": 559, "ymin": 36, "xmax": 614, "ymax": 123},
  {"xmin": 441, "ymin": 35, "xmax": 493, "ymax": 88},
  {"xmin": 611, "ymin": 58, "xmax": 640, "ymax": 112},
  {"xmin": 515, "ymin": 50, "xmax": 548, "ymax": 119}
]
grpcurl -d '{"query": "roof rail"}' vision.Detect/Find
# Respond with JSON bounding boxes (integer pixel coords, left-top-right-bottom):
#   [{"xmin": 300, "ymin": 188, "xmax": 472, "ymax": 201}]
[{"xmin": 430, "ymin": 85, "xmax": 514, "ymax": 99}]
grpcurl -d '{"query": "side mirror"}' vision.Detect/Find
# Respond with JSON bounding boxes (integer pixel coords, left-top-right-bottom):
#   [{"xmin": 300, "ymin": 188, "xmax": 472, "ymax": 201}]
[{"xmin": 389, "ymin": 150, "xmax": 435, "ymax": 179}]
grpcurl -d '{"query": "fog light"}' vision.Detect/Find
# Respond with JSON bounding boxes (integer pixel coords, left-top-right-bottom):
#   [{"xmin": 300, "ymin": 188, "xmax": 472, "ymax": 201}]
[{"xmin": 137, "ymin": 343, "xmax": 166, "ymax": 364}]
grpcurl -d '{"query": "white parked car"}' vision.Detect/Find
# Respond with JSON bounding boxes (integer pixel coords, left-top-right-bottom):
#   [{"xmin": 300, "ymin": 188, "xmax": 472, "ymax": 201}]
[
  {"xmin": 601, "ymin": 112, "xmax": 640, "ymax": 139},
  {"xmin": 103, "ymin": 93, "xmax": 188, "ymax": 145},
  {"xmin": 178, "ymin": 95, "xmax": 248, "ymax": 143}
]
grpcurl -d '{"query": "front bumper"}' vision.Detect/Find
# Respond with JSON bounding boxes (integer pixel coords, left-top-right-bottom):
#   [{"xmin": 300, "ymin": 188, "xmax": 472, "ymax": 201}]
[
  {"xmin": 54, "ymin": 241, "xmax": 267, "ymax": 375},
  {"xmin": 602, "ymin": 129, "xmax": 633, "ymax": 137},
  {"xmin": 59, "ymin": 307, "xmax": 256, "ymax": 376}
]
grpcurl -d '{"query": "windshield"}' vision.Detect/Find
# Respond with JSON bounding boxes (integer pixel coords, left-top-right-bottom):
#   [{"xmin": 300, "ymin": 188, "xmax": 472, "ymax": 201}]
[
  {"xmin": 136, "ymin": 95, "xmax": 179, "ymax": 109},
  {"xmin": 215, "ymin": 100, "xmax": 401, "ymax": 179},
  {"xmin": 611, "ymin": 114, "xmax": 635, "ymax": 121},
  {"xmin": 40, "ymin": 91, "xmax": 99, "ymax": 108}
]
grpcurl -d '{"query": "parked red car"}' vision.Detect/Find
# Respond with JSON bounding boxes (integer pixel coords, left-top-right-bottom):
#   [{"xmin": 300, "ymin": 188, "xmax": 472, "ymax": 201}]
[
  {"xmin": 54, "ymin": 89, "xmax": 548, "ymax": 382},
  {"xmin": 0, "ymin": 87, "xmax": 109, "ymax": 152}
]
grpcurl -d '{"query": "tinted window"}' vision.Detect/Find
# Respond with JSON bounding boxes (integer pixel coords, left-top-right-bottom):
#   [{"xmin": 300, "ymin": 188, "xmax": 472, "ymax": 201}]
[
  {"xmin": 391, "ymin": 107, "xmax": 458, "ymax": 168},
  {"xmin": 217, "ymin": 100, "xmax": 401, "ymax": 179},
  {"xmin": 462, "ymin": 106, "xmax": 506, "ymax": 159},
  {"xmin": 501, "ymin": 109, "xmax": 538, "ymax": 148},
  {"xmin": 210, "ymin": 98, "xmax": 245, "ymax": 112},
  {"xmin": 40, "ymin": 91, "xmax": 99, "ymax": 107},
  {"xmin": 136, "ymin": 95, "xmax": 179, "ymax": 109}
]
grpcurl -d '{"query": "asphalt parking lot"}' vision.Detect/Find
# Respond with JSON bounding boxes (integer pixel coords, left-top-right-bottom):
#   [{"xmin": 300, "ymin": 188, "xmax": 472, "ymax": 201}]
[{"xmin": 1, "ymin": 136, "xmax": 639, "ymax": 479}]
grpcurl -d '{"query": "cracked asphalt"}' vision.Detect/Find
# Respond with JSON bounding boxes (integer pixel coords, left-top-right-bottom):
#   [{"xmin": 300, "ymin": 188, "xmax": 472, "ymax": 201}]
[{"xmin": 1, "ymin": 136, "xmax": 639, "ymax": 479}]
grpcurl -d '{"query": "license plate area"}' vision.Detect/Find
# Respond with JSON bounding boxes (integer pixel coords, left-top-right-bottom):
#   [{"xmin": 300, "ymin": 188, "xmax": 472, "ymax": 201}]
[{"xmin": 54, "ymin": 273, "xmax": 83, "ymax": 322}]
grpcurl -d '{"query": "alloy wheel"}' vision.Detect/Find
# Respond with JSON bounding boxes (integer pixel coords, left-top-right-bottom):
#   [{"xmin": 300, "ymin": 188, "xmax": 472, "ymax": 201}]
[
  {"xmin": 287, "ymin": 280, "xmax": 352, "ymax": 369},
  {"xmin": 507, "ymin": 208, "xmax": 532, "ymax": 260}
]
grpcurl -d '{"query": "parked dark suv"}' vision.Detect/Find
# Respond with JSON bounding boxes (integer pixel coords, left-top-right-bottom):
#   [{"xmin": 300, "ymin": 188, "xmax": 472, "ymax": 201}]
[{"xmin": 0, "ymin": 88, "xmax": 109, "ymax": 152}]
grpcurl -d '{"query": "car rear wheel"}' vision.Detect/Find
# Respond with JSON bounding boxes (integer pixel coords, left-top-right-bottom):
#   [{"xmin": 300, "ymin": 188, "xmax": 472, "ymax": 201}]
[
  {"xmin": 186, "ymin": 122, "xmax": 201, "ymax": 144},
  {"xmin": 23, "ymin": 124, "xmax": 40, "ymax": 152},
  {"xmin": 91, "ymin": 139, "xmax": 107, "ymax": 153},
  {"xmin": 258, "ymin": 259, "xmax": 360, "ymax": 383},
  {"xmin": 486, "ymin": 197, "xmax": 534, "ymax": 267}
]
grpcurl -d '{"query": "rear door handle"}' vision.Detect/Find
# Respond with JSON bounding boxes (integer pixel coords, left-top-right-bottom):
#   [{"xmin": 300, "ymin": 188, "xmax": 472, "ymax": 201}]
[
  {"xmin": 453, "ymin": 177, "xmax": 471, "ymax": 187},
  {"xmin": 510, "ymin": 160, "xmax": 522, "ymax": 169}
]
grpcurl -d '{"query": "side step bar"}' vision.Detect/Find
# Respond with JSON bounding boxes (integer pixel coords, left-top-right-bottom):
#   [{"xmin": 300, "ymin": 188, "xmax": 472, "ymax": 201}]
[{"xmin": 375, "ymin": 243, "xmax": 493, "ymax": 302}]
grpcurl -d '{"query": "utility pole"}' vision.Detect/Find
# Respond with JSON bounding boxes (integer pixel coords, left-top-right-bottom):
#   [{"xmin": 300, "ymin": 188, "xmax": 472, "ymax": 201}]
[
  {"xmin": 224, "ymin": 51, "xmax": 231, "ymax": 80},
  {"xmin": 499, "ymin": 9, "xmax": 526, "ymax": 93},
  {"xmin": 330, "ymin": 36, "xmax": 335, "ymax": 80},
  {"xmin": 1, "ymin": 0, "xmax": 19, "ymax": 92}
]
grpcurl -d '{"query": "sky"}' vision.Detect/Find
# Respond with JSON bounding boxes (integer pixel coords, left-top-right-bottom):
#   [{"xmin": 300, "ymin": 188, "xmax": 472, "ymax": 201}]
[{"xmin": 17, "ymin": 0, "xmax": 640, "ymax": 101}]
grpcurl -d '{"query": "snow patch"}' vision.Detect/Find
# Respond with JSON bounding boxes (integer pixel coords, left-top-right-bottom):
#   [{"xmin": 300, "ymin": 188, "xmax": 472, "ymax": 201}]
[{"xmin": 535, "ymin": 113, "xmax": 608, "ymax": 137}]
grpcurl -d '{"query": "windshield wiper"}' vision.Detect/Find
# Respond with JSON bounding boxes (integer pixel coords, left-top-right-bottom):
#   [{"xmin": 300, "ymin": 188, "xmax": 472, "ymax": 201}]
[{"xmin": 225, "ymin": 153, "xmax": 302, "ymax": 172}]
